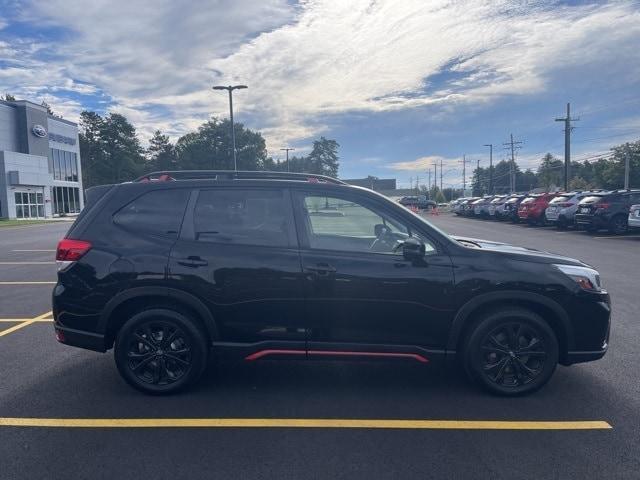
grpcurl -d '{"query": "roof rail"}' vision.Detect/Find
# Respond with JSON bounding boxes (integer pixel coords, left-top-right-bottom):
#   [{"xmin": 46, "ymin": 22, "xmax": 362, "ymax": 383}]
[{"xmin": 134, "ymin": 170, "xmax": 347, "ymax": 185}]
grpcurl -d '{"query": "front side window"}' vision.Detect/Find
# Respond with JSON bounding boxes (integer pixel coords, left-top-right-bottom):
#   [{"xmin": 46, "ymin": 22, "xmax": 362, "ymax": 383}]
[
  {"xmin": 114, "ymin": 189, "xmax": 190, "ymax": 237},
  {"xmin": 194, "ymin": 189, "xmax": 292, "ymax": 247},
  {"xmin": 300, "ymin": 194, "xmax": 434, "ymax": 255}
]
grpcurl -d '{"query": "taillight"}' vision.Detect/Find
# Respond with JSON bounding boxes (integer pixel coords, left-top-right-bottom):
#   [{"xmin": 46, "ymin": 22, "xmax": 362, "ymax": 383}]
[
  {"xmin": 596, "ymin": 203, "xmax": 610, "ymax": 210},
  {"xmin": 559, "ymin": 202, "xmax": 574, "ymax": 208},
  {"xmin": 56, "ymin": 239, "xmax": 92, "ymax": 262}
]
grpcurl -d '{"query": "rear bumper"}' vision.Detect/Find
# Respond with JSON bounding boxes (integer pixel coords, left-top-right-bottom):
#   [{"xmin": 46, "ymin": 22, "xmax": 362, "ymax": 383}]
[
  {"xmin": 575, "ymin": 213, "xmax": 607, "ymax": 228},
  {"xmin": 564, "ymin": 347, "xmax": 607, "ymax": 365},
  {"xmin": 54, "ymin": 323, "xmax": 108, "ymax": 352},
  {"xmin": 628, "ymin": 216, "xmax": 640, "ymax": 229}
]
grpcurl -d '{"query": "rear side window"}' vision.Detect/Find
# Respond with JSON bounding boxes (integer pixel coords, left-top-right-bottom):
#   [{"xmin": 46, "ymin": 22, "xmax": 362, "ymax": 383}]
[
  {"xmin": 114, "ymin": 189, "xmax": 190, "ymax": 237},
  {"xmin": 194, "ymin": 189, "xmax": 292, "ymax": 247}
]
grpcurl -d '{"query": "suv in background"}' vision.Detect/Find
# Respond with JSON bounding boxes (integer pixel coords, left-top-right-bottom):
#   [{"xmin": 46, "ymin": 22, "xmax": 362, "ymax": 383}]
[
  {"xmin": 628, "ymin": 204, "xmax": 640, "ymax": 230},
  {"xmin": 575, "ymin": 190, "xmax": 640, "ymax": 234},
  {"xmin": 545, "ymin": 191, "xmax": 598, "ymax": 229},
  {"xmin": 398, "ymin": 195, "xmax": 436, "ymax": 210},
  {"xmin": 488, "ymin": 195, "xmax": 508, "ymax": 219},
  {"xmin": 53, "ymin": 170, "xmax": 610, "ymax": 396},
  {"xmin": 503, "ymin": 195, "xmax": 526, "ymax": 222},
  {"xmin": 518, "ymin": 193, "xmax": 558, "ymax": 226}
]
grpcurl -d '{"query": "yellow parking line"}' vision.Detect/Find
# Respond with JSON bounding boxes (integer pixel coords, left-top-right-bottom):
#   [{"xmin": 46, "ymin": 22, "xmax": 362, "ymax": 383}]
[
  {"xmin": 0, "ymin": 319, "xmax": 53, "ymax": 322},
  {"xmin": 0, "ymin": 418, "xmax": 612, "ymax": 430},
  {"xmin": 0, "ymin": 311, "xmax": 52, "ymax": 337},
  {"xmin": 0, "ymin": 281, "xmax": 56, "ymax": 285}
]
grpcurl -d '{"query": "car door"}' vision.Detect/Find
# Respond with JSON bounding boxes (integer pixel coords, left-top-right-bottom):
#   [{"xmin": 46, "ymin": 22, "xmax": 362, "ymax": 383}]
[
  {"xmin": 168, "ymin": 187, "xmax": 307, "ymax": 349},
  {"xmin": 292, "ymin": 188, "xmax": 455, "ymax": 357}
]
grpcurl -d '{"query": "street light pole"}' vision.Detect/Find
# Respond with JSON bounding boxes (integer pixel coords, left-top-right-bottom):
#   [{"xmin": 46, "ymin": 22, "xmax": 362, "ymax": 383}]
[
  {"xmin": 212, "ymin": 84, "xmax": 248, "ymax": 171},
  {"xmin": 484, "ymin": 144, "xmax": 493, "ymax": 194},
  {"xmin": 280, "ymin": 147, "xmax": 295, "ymax": 172}
]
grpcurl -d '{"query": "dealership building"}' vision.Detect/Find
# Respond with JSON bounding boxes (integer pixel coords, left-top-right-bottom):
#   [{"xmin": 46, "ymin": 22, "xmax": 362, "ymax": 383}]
[{"xmin": 0, "ymin": 99, "xmax": 84, "ymax": 219}]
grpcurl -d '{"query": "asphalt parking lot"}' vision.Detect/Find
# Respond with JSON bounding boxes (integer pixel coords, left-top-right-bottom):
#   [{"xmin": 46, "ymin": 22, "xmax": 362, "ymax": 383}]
[{"xmin": 1, "ymin": 217, "xmax": 638, "ymax": 479}]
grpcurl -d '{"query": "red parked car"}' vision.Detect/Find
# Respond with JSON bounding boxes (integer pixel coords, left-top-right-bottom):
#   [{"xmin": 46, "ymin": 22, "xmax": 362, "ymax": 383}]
[{"xmin": 518, "ymin": 193, "xmax": 559, "ymax": 225}]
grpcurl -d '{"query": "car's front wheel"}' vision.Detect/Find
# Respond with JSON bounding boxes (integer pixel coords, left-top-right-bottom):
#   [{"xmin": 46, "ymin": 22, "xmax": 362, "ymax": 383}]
[
  {"xmin": 464, "ymin": 308, "xmax": 558, "ymax": 396},
  {"xmin": 114, "ymin": 308, "xmax": 208, "ymax": 395}
]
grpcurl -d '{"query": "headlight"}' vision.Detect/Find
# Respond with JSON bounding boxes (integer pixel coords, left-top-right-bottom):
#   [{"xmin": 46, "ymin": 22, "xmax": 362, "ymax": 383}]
[{"xmin": 553, "ymin": 264, "xmax": 602, "ymax": 292}]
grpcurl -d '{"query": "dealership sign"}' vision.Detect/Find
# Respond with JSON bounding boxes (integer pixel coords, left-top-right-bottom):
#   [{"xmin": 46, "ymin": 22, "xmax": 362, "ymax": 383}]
[
  {"xmin": 48, "ymin": 132, "xmax": 77, "ymax": 145},
  {"xmin": 32, "ymin": 124, "xmax": 47, "ymax": 138}
]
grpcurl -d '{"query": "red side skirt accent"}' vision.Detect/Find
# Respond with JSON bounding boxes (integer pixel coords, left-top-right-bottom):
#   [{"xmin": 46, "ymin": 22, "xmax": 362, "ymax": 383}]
[{"xmin": 244, "ymin": 349, "xmax": 428, "ymax": 363}]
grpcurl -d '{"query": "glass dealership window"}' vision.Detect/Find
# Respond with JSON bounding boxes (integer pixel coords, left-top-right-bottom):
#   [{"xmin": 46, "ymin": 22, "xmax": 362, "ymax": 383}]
[
  {"xmin": 52, "ymin": 186, "xmax": 81, "ymax": 215},
  {"xmin": 14, "ymin": 190, "xmax": 45, "ymax": 219},
  {"xmin": 50, "ymin": 148, "xmax": 79, "ymax": 182}
]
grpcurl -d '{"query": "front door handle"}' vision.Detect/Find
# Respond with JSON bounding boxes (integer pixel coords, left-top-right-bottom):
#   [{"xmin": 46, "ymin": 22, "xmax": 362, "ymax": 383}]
[
  {"xmin": 176, "ymin": 256, "xmax": 208, "ymax": 267},
  {"xmin": 304, "ymin": 263, "xmax": 336, "ymax": 276}
]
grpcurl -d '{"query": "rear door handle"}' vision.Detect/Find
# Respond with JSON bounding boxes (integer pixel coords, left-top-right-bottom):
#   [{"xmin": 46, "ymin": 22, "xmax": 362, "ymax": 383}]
[
  {"xmin": 177, "ymin": 256, "xmax": 208, "ymax": 267},
  {"xmin": 304, "ymin": 263, "xmax": 336, "ymax": 276}
]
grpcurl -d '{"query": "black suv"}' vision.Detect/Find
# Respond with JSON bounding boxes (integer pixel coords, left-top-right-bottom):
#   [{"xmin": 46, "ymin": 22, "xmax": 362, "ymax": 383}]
[
  {"xmin": 575, "ymin": 189, "xmax": 640, "ymax": 234},
  {"xmin": 53, "ymin": 171, "xmax": 611, "ymax": 396}
]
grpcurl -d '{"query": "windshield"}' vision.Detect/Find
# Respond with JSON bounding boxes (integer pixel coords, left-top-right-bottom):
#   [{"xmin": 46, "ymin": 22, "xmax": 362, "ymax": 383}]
[
  {"xmin": 521, "ymin": 197, "xmax": 536, "ymax": 204},
  {"xmin": 549, "ymin": 196, "xmax": 571, "ymax": 204},
  {"xmin": 580, "ymin": 195, "xmax": 605, "ymax": 204}
]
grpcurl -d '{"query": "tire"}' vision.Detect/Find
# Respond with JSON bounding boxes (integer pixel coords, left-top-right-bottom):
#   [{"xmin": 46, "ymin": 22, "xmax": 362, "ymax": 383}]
[
  {"xmin": 114, "ymin": 308, "xmax": 208, "ymax": 395},
  {"xmin": 608, "ymin": 215, "xmax": 627, "ymax": 235},
  {"xmin": 556, "ymin": 219, "xmax": 566, "ymax": 230},
  {"xmin": 463, "ymin": 308, "xmax": 559, "ymax": 396}
]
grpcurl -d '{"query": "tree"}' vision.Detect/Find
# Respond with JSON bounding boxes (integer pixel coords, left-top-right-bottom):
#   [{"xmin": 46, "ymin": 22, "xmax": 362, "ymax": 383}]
[
  {"xmin": 147, "ymin": 130, "xmax": 176, "ymax": 172},
  {"xmin": 307, "ymin": 137, "xmax": 339, "ymax": 177},
  {"xmin": 536, "ymin": 153, "xmax": 563, "ymax": 189},
  {"xmin": 79, "ymin": 111, "xmax": 145, "ymax": 187},
  {"xmin": 1, "ymin": 93, "xmax": 16, "ymax": 101},
  {"xmin": 41, "ymin": 101, "xmax": 57, "ymax": 117}
]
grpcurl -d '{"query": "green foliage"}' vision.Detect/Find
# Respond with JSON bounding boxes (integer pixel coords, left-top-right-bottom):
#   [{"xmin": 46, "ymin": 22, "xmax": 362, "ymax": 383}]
[
  {"xmin": 274, "ymin": 137, "xmax": 340, "ymax": 177},
  {"xmin": 79, "ymin": 112, "xmax": 340, "ymax": 186},
  {"xmin": 536, "ymin": 153, "xmax": 563, "ymax": 189},
  {"xmin": 1, "ymin": 93, "xmax": 16, "ymax": 101}
]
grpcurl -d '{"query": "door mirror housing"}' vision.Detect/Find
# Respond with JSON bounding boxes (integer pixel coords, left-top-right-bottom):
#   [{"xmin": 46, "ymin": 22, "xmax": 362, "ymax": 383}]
[{"xmin": 401, "ymin": 237, "xmax": 425, "ymax": 260}]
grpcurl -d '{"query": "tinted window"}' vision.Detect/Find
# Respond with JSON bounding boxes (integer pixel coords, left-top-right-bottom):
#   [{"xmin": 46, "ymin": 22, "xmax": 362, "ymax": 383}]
[
  {"xmin": 194, "ymin": 189, "xmax": 291, "ymax": 247},
  {"xmin": 301, "ymin": 194, "xmax": 434, "ymax": 255},
  {"xmin": 114, "ymin": 189, "xmax": 190, "ymax": 237}
]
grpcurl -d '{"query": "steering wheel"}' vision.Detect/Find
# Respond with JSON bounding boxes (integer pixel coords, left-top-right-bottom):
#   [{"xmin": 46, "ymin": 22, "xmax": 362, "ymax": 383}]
[{"xmin": 369, "ymin": 224, "xmax": 397, "ymax": 252}]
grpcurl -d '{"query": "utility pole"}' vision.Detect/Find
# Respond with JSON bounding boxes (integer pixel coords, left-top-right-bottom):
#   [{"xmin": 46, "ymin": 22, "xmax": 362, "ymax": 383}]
[
  {"xmin": 503, "ymin": 134, "xmax": 523, "ymax": 193},
  {"xmin": 476, "ymin": 159, "xmax": 481, "ymax": 195},
  {"xmin": 459, "ymin": 155, "xmax": 470, "ymax": 194},
  {"xmin": 427, "ymin": 169, "xmax": 431, "ymax": 198},
  {"xmin": 555, "ymin": 103, "xmax": 579, "ymax": 191},
  {"xmin": 212, "ymin": 84, "xmax": 248, "ymax": 171},
  {"xmin": 624, "ymin": 145, "xmax": 631, "ymax": 190},
  {"xmin": 484, "ymin": 144, "xmax": 493, "ymax": 194},
  {"xmin": 416, "ymin": 176, "xmax": 420, "ymax": 194},
  {"xmin": 280, "ymin": 147, "xmax": 294, "ymax": 172},
  {"xmin": 440, "ymin": 158, "xmax": 443, "ymax": 193}
]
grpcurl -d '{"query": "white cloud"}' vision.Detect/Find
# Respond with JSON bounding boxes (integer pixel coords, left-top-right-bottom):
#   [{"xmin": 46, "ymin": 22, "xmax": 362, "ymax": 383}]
[{"xmin": 1, "ymin": 0, "xmax": 639, "ymax": 154}]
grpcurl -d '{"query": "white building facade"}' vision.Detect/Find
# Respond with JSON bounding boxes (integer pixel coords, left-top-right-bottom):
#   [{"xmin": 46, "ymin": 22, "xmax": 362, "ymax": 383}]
[{"xmin": 0, "ymin": 100, "xmax": 84, "ymax": 219}]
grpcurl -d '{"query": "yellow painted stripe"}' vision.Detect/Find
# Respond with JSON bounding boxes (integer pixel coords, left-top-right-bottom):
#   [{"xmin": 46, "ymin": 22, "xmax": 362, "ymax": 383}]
[
  {"xmin": 0, "ymin": 311, "xmax": 53, "ymax": 337},
  {"xmin": 0, "ymin": 319, "xmax": 53, "ymax": 322},
  {"xmin": 0, "ymin": 281, "xmax": 56, "ymax": 285},
  {"xmin": 0, "ymin": 320, "xmax": 38, "ymax": 337},
  {"xmin": 0, "ymin": 262, "xmax": 56, "ymax": 265},
  {"xmin": 0, "ymin": 418, "xmax": 612, "ymax": 430}
]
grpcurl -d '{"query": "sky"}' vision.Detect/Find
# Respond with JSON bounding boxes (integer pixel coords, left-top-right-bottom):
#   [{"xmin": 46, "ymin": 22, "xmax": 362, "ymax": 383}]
[{"xmin": 1, "ymin": 0, "xmax": 639, "ymax": 188}]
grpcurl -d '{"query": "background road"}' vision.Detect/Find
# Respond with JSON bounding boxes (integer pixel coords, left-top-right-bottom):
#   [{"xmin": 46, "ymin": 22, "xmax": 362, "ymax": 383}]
[{"xmin": 0, "ymin": 217, "xmax": 638, "ymax": 479}]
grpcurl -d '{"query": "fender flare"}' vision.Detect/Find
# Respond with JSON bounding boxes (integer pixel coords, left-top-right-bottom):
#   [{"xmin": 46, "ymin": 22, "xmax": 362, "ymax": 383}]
[
  {"xmin": 446, "ymin": 290, "xmax": 574, "ymax": 352},
  {"xmin": 98, "ymin": 286, "xmax": 219, "ymax": 341}
]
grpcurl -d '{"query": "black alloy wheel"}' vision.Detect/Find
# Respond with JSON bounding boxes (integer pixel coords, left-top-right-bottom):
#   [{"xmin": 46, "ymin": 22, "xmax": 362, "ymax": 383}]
[
  {"xmin": 609, "ymin": 215, "xmax": 628, "ymax": 235},
  {"xmin": 115, "ymin": 309, "xmax": 208, "ymax": 394},
  {"xmin": 464, "ymin": 308, "xmax": 558, "ymax": 396}
]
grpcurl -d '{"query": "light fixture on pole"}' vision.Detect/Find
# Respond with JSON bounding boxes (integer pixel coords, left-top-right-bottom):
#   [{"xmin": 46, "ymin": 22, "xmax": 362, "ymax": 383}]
[{"xmin": 212, "ymin": 84, "xmax": 248, "ymax": 171}]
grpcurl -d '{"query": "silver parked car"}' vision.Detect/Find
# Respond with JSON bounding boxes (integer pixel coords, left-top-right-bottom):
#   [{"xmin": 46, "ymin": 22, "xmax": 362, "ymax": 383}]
[
  {"xmin": 628, "ymin": 204, "xmax": 640, "ymax": 230},
  {"xmin": 488, "ymin": 195, "xmax": 508, "ymax": 218},
  {"xmin": 545, "ymin": 191, "xmax": 600, "ymax": 229}
]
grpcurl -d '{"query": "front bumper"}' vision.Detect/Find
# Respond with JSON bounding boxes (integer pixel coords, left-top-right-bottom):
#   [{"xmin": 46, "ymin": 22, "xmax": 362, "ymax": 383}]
[{"xmin": 628, "ymin": 214, "xmax": 640, "ymax": 229}]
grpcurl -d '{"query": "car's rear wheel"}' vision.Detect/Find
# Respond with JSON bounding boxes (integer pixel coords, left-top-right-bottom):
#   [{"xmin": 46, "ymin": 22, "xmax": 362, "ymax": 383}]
[
  {"xmin": 608, "ymin": 214, "xmax": 628, "ymax": 235},
  {"xmin": 114, "ymin": 308, "xmax": 208, "ymax": 395},
  {"xmin": 464, "ymin": 308, "xmax": 558, "ymax": 396}
]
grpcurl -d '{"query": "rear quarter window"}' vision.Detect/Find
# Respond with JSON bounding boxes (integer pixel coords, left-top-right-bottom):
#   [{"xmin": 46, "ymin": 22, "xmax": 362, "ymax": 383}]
[{"xmin": 113, "ymin": 189, "xmax": 190, "ymax": 237}]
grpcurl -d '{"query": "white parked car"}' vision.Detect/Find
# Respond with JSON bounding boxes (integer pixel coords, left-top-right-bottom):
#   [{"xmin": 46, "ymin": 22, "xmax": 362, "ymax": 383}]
[
  {"xmin": 628, "ymin": 204, "xmax": 640, "ymax": 230},
  {"xmin": 545, "ymin": 191, "xmax": 604, "ymax": 229}
]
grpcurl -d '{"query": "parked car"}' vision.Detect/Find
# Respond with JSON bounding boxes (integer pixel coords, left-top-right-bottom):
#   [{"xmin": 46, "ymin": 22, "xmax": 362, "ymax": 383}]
[
  {"xmin": 399, "ymin": 195, "xmax": 436, "ymax": 210},
  {"xmin": 518, "ymin": 193, "xmax": 558, "ymax": 226},
  {"xmin": 53, "ymin": 170, "xmax": 610, "ymax": 396},
  {"xmin": 575, "ymin": 190, "xmax": 640, "ymax": 234},
  {"xmin": 459, "ymin": 197, "xmax": 480, "ymax": 216},
  {"xmin": 628, "ymin": 204, "xmax": 640, "ymax": 230},
  {"xmin": 472, "ymin": 197, "xmax": 493, "ymax": 217},
  {"xmin": 502, "ymin": 195, "xmax": 526, "ymax": 223},
  {"xmin": 488, "ymin": 195, "xmax": 508, "ymax": 219},
  {"xmin": 451, "ymin": 198, "xmax": 470, "ymax": 215},
  {"xmin": 545, "ymin": 191, "xmax": 597, "ymax": 229}
]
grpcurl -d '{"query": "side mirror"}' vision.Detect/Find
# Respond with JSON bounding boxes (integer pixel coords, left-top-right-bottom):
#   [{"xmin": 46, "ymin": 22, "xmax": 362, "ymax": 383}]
[{"xmin": 402, "ymin": 237, "xmax": 425, "ymax": 260}]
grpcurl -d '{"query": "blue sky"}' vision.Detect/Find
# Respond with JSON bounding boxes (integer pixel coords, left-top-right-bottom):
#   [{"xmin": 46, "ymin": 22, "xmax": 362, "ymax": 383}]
[{"xmin": 1, "ymin": 0, "xmax": 639, "ymax": 188}]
